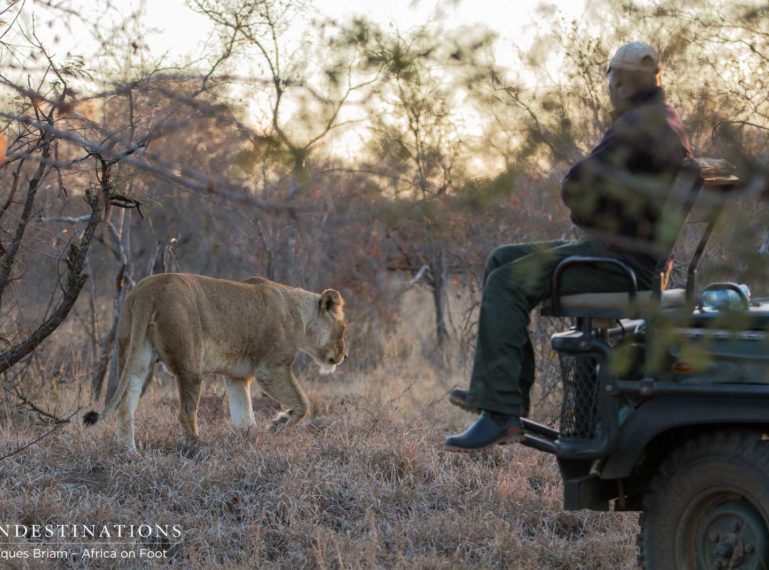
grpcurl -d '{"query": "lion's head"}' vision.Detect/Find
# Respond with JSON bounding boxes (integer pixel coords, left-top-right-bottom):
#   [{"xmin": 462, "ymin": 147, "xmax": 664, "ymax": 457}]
[{"xmin": 307, "ymin": 289, "xmax": 347, "ymax": 374}]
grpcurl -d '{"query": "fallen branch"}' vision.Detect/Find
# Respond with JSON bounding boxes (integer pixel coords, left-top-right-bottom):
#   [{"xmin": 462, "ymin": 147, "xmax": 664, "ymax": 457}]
[
  {"xmin": 407, "ymin": 264, "xmax": 430, "ymax": 287},
  {"xmin": 0, "ymin": 406, "xmax": 83, "ymax": 463},
  {"xmin": 394, "ymin": 264, "xmax": 430, "ymax": 298},
  {"xmin": 8, "ymin": 385, "xmax": 70, "ymax": 424}
]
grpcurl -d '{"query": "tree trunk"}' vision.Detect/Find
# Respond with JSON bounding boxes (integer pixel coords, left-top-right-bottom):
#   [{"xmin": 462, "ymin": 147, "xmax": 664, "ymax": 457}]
[
  {"xmin": 91, "ymin": 267, "xmax": 128, "ymax": 399},
  {"xmin": 92, "ymin": 210, "xmax": 134, "ymax": 399},
  {"xmin": 280, "ymin": 154, "xmax": 309, "ymax": 286},
  {"xmin": 430, "ymin": 249, "xmax": 450, "ymax": 349}
]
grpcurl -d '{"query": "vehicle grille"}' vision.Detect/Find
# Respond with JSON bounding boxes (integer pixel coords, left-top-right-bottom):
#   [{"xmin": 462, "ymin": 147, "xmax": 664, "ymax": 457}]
[{"xmin": 558, "ymin": 353, "xmax": 600, "ymax": 440}]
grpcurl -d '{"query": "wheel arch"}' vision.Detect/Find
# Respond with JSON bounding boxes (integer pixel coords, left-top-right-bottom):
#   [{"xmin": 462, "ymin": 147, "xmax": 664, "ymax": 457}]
[{"xmin": 602, "ymin": 395, "xmax": 769, "ymax": 481}]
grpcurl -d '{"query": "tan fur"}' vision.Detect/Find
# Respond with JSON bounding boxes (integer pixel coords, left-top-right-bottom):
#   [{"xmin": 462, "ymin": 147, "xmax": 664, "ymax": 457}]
[{"xmin": 89, "ymin": 273, "xmax": 347, "ymax": 451}]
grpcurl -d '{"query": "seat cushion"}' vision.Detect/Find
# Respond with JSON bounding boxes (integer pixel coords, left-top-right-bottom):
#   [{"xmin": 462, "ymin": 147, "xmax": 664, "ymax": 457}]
[{"xmin": 557, "ymin": 288, "xmax": 686, "ymax": 312}]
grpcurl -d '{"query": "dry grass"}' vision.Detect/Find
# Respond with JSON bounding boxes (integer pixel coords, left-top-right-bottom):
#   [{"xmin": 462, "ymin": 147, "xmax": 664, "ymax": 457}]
[
  {"xmin": 0, "ymin": 393, "xmax": 638, "ymax": 569},
  {"xmin": 0, "ymin": 288, "xmax": 639, "ymax": 569}
]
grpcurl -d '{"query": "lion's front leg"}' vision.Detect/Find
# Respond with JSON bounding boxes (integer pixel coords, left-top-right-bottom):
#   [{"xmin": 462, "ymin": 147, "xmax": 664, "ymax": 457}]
[
  {"xmin": 258, "ymin": 365, "xmax": 309, "ymax": 432},
  {"xmin": 225, "ymin": 376, "xmax": 256, "ymax": 428}
]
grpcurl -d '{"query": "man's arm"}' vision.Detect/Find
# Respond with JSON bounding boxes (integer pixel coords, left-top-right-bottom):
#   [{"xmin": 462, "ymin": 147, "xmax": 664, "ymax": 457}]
[{"xmin": 560, "ymin": 124, "xmax": 630, "ymax": 223}]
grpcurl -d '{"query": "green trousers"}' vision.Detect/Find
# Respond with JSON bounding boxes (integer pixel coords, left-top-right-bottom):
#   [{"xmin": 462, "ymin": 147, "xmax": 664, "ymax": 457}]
[{"xmin": 465, "ymin": 238, "xmax": 656, "ymax": 416}]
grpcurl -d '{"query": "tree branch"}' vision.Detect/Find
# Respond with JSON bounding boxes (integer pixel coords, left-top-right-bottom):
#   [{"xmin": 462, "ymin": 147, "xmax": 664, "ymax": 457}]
[
  {"xmin": 0, "ymin": 164, "xmax": 107, "ymax": 375},
  {"xmin": 0, "ymin": 134, "xmax": 51, "ymax": 305}
]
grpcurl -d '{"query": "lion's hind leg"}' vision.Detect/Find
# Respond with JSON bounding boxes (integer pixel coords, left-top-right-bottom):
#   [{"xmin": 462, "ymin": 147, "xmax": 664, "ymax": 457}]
[
  {"xmin": 174, "ymin": 371, "xmax": 203, "ymax": 443},
  {"xmin": 151, "ymin": 307, "xmax": 204, "ymax": 446},
  {"xmin": 258, "ymin": 365, "xmax": 310, "ymax": 432}
]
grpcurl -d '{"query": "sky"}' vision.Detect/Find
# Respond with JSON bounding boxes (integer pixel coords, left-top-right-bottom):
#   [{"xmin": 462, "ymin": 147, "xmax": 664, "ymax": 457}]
[
  {"xmin": 3, "ymin": 0, "xmax": 592, "ymax": 98},
  {"xmin": 133, "ymin": 0, "xmax": 587, "ymax": 159},
  {"xmin": 2, "ymin": 0, "xmax": 591, "ymax": 160},
  {"xmin": 137, "ymin": 0, "xmax": 589, "ymax": 77}
]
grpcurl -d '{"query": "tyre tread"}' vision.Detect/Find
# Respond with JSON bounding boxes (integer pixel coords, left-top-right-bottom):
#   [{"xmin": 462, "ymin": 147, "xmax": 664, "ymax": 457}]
[{"xmin": 638, "ymin": 428, "xmax": 769, "ymax": 569}]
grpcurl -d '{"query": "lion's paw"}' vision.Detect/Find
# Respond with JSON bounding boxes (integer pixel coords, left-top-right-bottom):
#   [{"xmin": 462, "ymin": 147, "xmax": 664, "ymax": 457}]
[{"xmin": 268, "ymin": 411, "xmax": 292, "ymax": 433}]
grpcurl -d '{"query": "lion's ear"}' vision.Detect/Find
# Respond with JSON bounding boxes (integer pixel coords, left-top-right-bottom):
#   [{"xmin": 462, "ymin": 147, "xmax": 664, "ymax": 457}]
[{"xmin": 319, "ymin": 289, "xmax": 344, "ymax": 314}]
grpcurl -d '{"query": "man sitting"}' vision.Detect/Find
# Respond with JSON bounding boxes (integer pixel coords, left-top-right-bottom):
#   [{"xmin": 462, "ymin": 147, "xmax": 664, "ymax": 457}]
[{"xmin": 445, "ymin": 42, "xmax": 691, "ymax": 451}]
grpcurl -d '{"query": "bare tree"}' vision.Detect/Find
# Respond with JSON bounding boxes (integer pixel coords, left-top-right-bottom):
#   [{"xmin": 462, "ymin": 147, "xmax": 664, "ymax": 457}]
[
  {"xmin": 353, "ymin": 22, "xmax": 488, "ymax": 351},
  {"xmin": 189, "ymin": 0, "xmax": 383, "ymax": 284}
]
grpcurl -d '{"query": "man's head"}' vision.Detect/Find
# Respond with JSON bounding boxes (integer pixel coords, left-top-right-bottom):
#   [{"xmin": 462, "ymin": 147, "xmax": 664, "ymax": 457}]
[{"xmin": 607, "ymin": 42, "xmax": 660, "ymax": 113}]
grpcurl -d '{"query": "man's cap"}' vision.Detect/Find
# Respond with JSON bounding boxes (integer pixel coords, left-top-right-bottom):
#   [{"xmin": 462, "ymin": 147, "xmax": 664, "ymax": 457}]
[{"xmin": 609, "ymin": 42, "xmax": 660, "ymax": 73}]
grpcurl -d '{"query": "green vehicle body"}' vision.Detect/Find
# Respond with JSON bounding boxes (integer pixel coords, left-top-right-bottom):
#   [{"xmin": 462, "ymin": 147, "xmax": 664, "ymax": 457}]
[{"xmin": 524, "ymin": 159, "xmax": 769, "ymax": 568}]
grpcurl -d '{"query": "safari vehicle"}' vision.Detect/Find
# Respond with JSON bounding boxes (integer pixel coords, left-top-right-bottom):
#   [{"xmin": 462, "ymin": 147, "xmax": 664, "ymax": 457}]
[{"xmin": 519, "ymin": 158, "xmax": 769, "ymax": 569}]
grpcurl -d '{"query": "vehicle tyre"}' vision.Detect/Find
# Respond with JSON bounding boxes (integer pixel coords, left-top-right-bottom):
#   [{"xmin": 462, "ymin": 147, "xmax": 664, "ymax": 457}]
[{"xmin": 639, "ymin": 430, "xmax": 769, "ymax": 570}]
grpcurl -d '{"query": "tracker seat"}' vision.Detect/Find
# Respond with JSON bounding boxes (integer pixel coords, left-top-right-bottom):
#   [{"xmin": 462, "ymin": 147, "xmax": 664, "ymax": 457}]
[
  {"xmin": 542, "ymin": 157, "xmax": 737, "ymax": 321},
  {"xmin": 555, "ymin": 288, "xmax": 687, "ymax": 318}
]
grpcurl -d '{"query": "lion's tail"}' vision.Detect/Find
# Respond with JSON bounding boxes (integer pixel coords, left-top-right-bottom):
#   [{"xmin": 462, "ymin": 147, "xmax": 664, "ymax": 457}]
[{"xmin": 84, "ymin": 295, "xmax": 154, "ymax": 426}]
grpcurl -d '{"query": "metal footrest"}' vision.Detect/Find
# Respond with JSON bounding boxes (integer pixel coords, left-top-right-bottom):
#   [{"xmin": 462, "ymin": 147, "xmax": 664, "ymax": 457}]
[{"xmin": 520, "ymin": 418, "xmax": 560, "ymax": 454}]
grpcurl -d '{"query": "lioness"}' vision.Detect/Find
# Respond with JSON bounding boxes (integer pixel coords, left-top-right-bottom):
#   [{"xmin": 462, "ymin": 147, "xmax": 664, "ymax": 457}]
[{"xmin": 84, "ymin": 273, "xmax": 347, "ymax": 451}]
